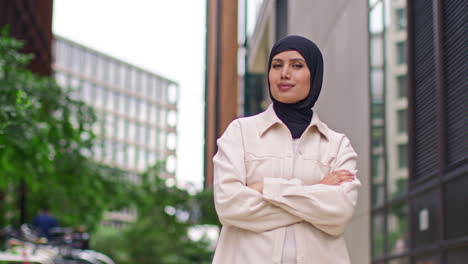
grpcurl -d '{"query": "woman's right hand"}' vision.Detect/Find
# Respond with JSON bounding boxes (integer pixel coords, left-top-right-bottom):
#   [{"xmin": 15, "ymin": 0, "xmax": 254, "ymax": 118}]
[{"xmin": 319, "ymin": 170, "xmax": 355, "ymax": 186}]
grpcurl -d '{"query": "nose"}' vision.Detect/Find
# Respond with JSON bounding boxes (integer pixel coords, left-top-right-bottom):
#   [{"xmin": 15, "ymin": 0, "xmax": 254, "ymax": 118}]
[{"xmin": 280, "ymin": 66, "xmax": 290, "ymax": 79}]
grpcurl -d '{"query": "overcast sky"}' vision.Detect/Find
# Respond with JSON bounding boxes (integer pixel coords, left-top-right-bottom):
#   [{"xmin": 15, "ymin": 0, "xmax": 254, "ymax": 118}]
[{"xmin": 53, "ymin": 0, "xmax": 207, "ymax": 189}]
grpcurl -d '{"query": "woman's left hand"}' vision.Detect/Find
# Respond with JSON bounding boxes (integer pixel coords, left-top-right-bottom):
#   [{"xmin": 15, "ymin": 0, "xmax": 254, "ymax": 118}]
[{"xmin": 248, "ymin": 182, "xmax": 264, "ymax": 193}]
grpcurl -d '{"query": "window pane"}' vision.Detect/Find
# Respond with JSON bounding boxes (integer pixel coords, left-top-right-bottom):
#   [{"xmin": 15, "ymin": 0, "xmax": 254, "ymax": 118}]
[
  {"xmin": 369, "ymin": 1, "xmax": 384, "ymax": 34},
  {"xmin": 398, "ymin": 144, "xmax": 408, "ymax": 168},
  {"xmin": 387, "ymin": 203, "xmax": 409, "ymax": 255},
  {"xmin": 397, "ymin": 109, "xmax": 408, "ymax": 133},
  {"xmin": 372, "ymin": 213, "xmax": 385, "ymax": 258},
  {"xmin": 397, "ymin": 41, "xmax": 407, "ymax": 64},
  {"xmin": 396, "ymin": 8, "xmax": 407, "ymax": 31},
  {"xmin": 167, "ymin": 83, "xmax": 178, "ymax": 104},
  {"xmin": 397, "ymin": 75, "xmax": 407, "ymax": 98},
  {"xmin": 372, "ymin": 153, "xmax": 385, "ymax": 208},
  {"xmin": 370, "ymin": 35, "xmax": 384, "ymax": 67}
]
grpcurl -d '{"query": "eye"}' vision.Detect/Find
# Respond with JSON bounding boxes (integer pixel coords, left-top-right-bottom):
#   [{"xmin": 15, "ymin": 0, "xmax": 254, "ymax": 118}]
[
  {"xmin": 271, "ymin": 63, "xmax": 282, "ymax": 69},
  {"xmin": 292, "ymin": 63, "xmax": 304, "ymax": 69}
]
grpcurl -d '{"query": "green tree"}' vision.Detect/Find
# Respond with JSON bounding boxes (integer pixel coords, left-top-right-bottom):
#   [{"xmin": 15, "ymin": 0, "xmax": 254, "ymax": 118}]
[
  {"xmin": 0, "ymin": 26, "xmax": 130, "ymax": 230},
  {"xmin": 92, "ymin": 165, "xmax": 217, "ymax": 264}
]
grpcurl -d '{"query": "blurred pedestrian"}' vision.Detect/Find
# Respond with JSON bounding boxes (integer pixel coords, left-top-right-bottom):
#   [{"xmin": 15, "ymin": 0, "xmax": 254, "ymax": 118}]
[
  {"xmin": 32, "ymin": 207, "xmax": 58, "ymax": 240},
  {"xmin": 212, "ymin": 35, "xmax": 361, "ymax": 264}
]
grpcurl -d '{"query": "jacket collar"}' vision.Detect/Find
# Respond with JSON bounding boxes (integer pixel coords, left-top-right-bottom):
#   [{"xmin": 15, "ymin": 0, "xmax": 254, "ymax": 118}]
[{"xmin": 256, "ymin": 104, "xmax": 330, "ymax": 140}]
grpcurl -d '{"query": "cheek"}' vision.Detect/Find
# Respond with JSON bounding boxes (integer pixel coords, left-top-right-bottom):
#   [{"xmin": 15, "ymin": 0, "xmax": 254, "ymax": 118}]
[{"xmin": 299, "ymin": 74, "xmax": 311, "ymax": 95}]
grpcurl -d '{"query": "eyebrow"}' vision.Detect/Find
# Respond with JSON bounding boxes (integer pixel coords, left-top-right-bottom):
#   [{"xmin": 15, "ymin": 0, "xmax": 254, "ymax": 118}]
[{"xmin": 272, "ymin": 58, "xmax": 306, "ymax": 63}]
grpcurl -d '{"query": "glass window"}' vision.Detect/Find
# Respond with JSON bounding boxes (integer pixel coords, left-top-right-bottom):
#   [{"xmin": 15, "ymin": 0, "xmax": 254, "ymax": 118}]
[
  {"xmin": 146, "ymin": 76, "xmax": 154, "ymax": 97},
  {"xmin": 166, "ymin": 133, "xmax": 177, "ymax": 150},
  {"xmin": 127, "ymin": 145, "xmax": 135, "ymax": 168},
  {"xmin": 110, "ymin": 61, "xmax": 117, "ymax": 84},
  {"xmin": 105, "ymin": 114, "xmax": 114, "ymax": 137},
  {"xmin": 118, "ymin": 93, "xmax": 126, "ymax": 114},
  {"xmin": 398, "ymin": 144, "xmax": 408, "ymax": 168},
  {"xmin": 117, "ymin": 118, "xmax": 125, "ymax": 139},
  {"xmin": 166, "ymin": 155, "xmax": 176, "ymax": 174},
  {"xmin": 128, "ymin": 122, "xmax": 136, "ymax": 142},
  {"xmin": 140, "ymin": 73, "xmax": 147, "ymax": 96},
  {"xmin": 397, "ymin": 75, "xmax": 407, "ymax": 98},
  {"xmin": 82, "ymin": 82, "xmax": 93, "ymax": 104},
  {"xmin": 106, "ymin": 90, "xmax": 114, "ymax": 111},
  {"xmin": 55, "ymin": 72, "xmax": 67, "ymax": 87},
  {"xmin": 397, "ymin": 109, "xmax": 408, "ymax": 133},
  {"xmin": 149, "ymin": 128, "xmax": 156, "ymax": 148},
  {"xmin": 372, "ymin": 126, "xmax": 384, "ymax": 148},
  {"xmin": 160, "ymin": 109, "xmax": 166, "ymax": 127},
  {"xmin": 387, "ymin": 203, "xmax": 409, "ymax": 255},
  {"xmin": 370, "ymin": 35, "xmax": 384, "ymax": 67},
  {"xmin": 167, "ymin": 111, "xmax": 177, "ymax": 127},
  {"xmin": 95, "ymin": 86, "xmax": 103, "ymax": 108},
  {"xmin": 116, "ymin": 142, "xmax": 125, "ymax": 165},
  {"xmin": 134, "ymin": 70, "xmax": 141, "ymax": 93},
  {"xmin": 396, "ymin": 8, "xmax": 407, "ymax": 31},
  {"xmin": 167, "ymin": 83, "xmax": 178, "ymax": 104},
  {"xmin": 371, "ymin": 70, "xmax": 384, "ymax": 101},
  {"xmin": 128, "ymin": 97, "xmax": 136, "ymax": 117},
  {"xmin": 156, "ymin": 81, "xmax": 165, "ymax": 101},
  {"xmin": 137, "ymin": 148, "xmax": 146, "ymax": 171},
  {"xmin": 119, "ymin": 64, "xmax": 127, "ymax": 88},
  {"xmin": 139, "ymin": 100, "xmax": 146, "ymax": 120},
  {"xmin": 159, "ymin": 132, "xmax": 166, "ymax": 153},
  {"xmin": 397, "ymin": 41, "xmax": 407, "ymax": 64},
  {"xmin": 369, "ymin": 1, "xmax": 384, "ymax": 34},
  {"xmin": 372, "ymin": 213, "xmax": 385, "ymax": 259}
]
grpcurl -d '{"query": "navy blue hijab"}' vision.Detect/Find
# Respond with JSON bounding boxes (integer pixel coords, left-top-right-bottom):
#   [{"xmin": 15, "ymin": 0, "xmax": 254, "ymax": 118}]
[{"xmin": 267, "ymin": 35, "xmax": 324, "ymax": 138}]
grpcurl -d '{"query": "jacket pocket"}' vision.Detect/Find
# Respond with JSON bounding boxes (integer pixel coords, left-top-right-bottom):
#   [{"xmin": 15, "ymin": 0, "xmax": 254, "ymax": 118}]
[
  {"xmin": 245, "ymin": 153, "xmax": 282, "ymax": 185},
  {"xmin": 298, "ymin": 157, "xmax": 331, "ymax": 185}
]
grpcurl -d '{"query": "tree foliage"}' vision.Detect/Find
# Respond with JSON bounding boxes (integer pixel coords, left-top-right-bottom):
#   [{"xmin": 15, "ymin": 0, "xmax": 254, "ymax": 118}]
[
  {"xmin": 0, "ymin": 26, "xmax": 130, "ymax": 230},
  {"xmin": 0, "ymin": 26, "xmax": 220, "ymax": 262},
  {"xmin": 92, "ymin": 165, "xmax": 218, "ymax": 264}
]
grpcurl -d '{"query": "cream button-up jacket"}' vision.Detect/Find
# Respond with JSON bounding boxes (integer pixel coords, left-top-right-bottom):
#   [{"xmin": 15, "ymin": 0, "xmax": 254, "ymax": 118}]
[{"xmin": 212, "ymin": 105, "xmax": 361, "ymax": 264}]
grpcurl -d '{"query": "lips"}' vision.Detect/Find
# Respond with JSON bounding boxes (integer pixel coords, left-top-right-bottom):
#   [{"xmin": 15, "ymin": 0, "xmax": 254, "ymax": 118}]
[{"xmin": 278, "ymin": 83, "xmax": 294, "ymax": 91}]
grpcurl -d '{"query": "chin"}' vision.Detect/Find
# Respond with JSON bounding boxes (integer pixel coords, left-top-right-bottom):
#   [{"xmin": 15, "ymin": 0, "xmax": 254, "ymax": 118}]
[{"xmin": 277, "ymin": 97, "xmax": 300, "ymax": 104}]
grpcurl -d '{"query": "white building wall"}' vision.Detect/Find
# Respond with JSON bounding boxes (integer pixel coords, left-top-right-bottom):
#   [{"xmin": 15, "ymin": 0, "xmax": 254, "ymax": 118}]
[{"xmin": 288, "ymin": 1, "xmax": 371, "ymax": 263}]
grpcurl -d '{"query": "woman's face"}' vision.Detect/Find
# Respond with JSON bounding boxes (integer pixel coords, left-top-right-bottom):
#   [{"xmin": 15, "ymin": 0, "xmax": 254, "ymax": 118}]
[{"xmin": 269, "ymin": 50, "xmax": 311, "ymax": 104}]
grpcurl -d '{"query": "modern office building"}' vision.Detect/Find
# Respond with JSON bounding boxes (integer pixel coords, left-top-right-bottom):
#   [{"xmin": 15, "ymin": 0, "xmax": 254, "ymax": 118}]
[
  {"xmin": 52, "ymin": 36, "xmax": 179, "ymax": 178},
  {"xmin": 206, "ymin": 0, "xmax": 467, "ymax": 263}
]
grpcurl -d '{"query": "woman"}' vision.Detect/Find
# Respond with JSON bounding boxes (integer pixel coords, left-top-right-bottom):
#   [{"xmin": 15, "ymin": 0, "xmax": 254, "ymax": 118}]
[{"xmin": 212, "ymin": 35, "xmax": 361, "ymax": 264}]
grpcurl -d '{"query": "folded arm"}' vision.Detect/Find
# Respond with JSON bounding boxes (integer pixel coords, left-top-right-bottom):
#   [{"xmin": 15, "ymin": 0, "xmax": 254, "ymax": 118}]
[
  {"xmin": 213, "ymin": 120, "xmax": 302, "ymax": 233},
  {"xmin": 261, "ymin": 136, "xmax": 361, "ymax": 236}
]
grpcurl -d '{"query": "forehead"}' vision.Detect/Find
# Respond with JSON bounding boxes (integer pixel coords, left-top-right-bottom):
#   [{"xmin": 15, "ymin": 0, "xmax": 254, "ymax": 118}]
[{"xmin": 272, "ymin": 50, "xmax": 305, "ymax": 60}]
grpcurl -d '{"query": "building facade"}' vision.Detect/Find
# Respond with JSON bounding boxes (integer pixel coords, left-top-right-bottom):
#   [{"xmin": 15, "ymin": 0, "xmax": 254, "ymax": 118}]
[
  {"xmin": 207, "ymin": 0, "xmax": 467, "ymax": 263},
  {"xmin": 52, "ymin": 36, "xmax": 178, "ymax": 178},
  {"xmin": 204, "ymin": 0, "xmax": 239, "ymax": 188}
]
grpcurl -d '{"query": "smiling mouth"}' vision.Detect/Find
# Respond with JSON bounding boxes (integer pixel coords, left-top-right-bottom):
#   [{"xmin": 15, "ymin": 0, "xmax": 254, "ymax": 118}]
[{"xmin": 278, "ymin": 84, "xmax": 294, "ymax": 91}]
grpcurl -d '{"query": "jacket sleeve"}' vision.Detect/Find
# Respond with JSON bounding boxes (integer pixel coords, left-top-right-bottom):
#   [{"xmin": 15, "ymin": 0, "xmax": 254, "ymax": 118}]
[
  {"xmin": 213, "ymin": 120, "xmax": 302, "ymax": 233},
  {"xmin": 262, "ymin": 136, "xmax": 361, "ymax": 236}
]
